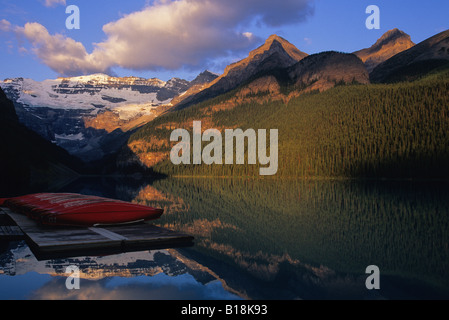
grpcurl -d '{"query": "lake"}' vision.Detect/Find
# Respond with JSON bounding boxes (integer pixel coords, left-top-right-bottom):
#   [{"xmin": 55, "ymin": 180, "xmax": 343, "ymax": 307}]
[{"xmin": 1, "ymin": 177, "xmax": 448, "ymax": 300}]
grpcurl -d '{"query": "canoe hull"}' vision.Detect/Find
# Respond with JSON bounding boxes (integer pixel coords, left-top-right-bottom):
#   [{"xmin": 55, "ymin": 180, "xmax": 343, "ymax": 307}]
[{"xmin": 2, "ymin": 193, "xmax": 164, "ymax": 227}]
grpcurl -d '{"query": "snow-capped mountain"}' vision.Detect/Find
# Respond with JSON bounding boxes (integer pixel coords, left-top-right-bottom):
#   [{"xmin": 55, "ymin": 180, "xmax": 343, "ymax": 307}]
[
  {"xmin": 0, "ymin": 73, "xmax": 190, "ymax": 119},
  {"xmin": 0, "ymin": 72, "xmax": 218, "ymax": 162}
]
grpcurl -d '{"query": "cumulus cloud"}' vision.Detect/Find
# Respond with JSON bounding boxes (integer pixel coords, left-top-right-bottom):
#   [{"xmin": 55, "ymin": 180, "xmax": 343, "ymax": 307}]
[
  {"xmin": 10, "ymin": 0, "xmax": 314, "ymax": 76},
  {"xmin": 94, "ymin": 0, "xmax": 259, "ymax": 71},
  {"xmin": 14, "ymin": 22, "xmax": 110, "ymax": 76}
]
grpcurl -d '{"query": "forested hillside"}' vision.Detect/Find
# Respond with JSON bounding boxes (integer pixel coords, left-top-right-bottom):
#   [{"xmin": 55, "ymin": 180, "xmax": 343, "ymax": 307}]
[{"xmin": 127, "ymin": 64, "xmax": 449, "ymax": 179}]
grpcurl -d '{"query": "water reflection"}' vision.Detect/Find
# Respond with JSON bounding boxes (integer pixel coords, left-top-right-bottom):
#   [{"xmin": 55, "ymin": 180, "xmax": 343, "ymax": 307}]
[
  {"xmin": 1, "ymin": 177, "xmax": 449, "ymax": 299},
  {"xmin": 0, "ymin": 241, "xmax": 241, "ymax": 300},
  {"xmin": 30, "ymin": 275, "xmax": 239, "ymax": 300}
]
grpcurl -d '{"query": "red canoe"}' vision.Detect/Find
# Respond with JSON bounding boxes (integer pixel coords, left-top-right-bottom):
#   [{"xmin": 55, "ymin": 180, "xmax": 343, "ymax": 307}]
[{"xmin": 1, "ymin": 193, "xmax": 164, "ymax": 227}]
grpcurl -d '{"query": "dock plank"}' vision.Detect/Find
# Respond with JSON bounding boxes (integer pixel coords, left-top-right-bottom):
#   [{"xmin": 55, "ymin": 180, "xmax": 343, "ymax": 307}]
[
  {"xmin": 104, "ymin": 223, "xmax": 195, "ymax": 248},
  {"xmin": 0, "ymin": 210, "xmax": 24, "ymax": 239},
  {"xmin": 0, "ymin": 225, "xmax": 24, "ymax": 238},
  {"xmin": 0, "ymin": 207, "xmax": 193, "ymax": 258}
]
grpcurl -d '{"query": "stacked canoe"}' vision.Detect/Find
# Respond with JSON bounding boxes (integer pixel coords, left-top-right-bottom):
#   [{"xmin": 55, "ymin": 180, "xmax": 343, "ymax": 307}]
[{"xmin": 0, "ymin": 193, "xmax": 164, "ymax": 227}]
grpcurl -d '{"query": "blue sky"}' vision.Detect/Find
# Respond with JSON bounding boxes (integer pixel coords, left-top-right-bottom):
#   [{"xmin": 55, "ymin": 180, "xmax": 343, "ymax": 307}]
[{"xmin": 0, "ymin": 0, "xmax": 448, "ymax": 82}]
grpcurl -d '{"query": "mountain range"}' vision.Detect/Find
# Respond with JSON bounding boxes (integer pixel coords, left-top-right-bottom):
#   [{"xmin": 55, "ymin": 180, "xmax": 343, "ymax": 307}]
[
  {"xmin": 0, "ymin": 71, "xmax": 217, "ymax": 161},
  {"xmin": 171, "ymin": 28, "xmax": 448, "ymax": 111},
  {"xmin": 172, "ymin": 34, "xmax": 308, "ymax": 110},
  {"xmin": 1, "ymin": 27, "xmax": 449, "ymax": 182},
  {"xmin": 370, "ymin": 29, "xmax": 449, "ymax": 82},
  {"xmin": 124, "ymin": 28, "xmax": 449, "ymax": 178}
]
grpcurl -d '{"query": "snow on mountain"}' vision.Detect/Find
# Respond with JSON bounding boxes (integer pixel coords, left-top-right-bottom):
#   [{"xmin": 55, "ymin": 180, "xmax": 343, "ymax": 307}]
[
  {"xmin": 0, "ymin": 72, "xmax": 217, "ymax": 162},
  {"xmin": 1, "ymin": 74, "xmax": 170, "ymax": 114}
]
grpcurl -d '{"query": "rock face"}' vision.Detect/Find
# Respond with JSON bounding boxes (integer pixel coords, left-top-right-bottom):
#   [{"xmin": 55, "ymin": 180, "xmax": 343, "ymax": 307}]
[
  {"xmin": 370, "ymin": 29, "xmax": 449, "ymax": 83},
  {"xmin": 173, "ymin": 35, "xmax": 308, "ymax": 110},
  {"xmin": 288, "ymin": 51, "xmax": 370, "ymax": 92},
  {"xmin": 170, "ymin": 71, "xmax": 219, "ymax": 106},
  {"xmin": 217, "ymin": 34, "xmax": 308, "ymax": 81},
  {"xmin": 233, "ymin": 51, "xmax": 370, "ymax": 101},
  {"xmin": 354, "ymin": 29, "xmax": 415, "ymax": 73},
  {"xmin": 0, "ymin": 71, "xmax": 216, "ymax": 162},
  {"xmin": 189, "ymin": 70, "xmax": 220, "ymax": 87},
  {"xmin": 236, "ymin": 76, "xmax": 282, "ymax": 98}
]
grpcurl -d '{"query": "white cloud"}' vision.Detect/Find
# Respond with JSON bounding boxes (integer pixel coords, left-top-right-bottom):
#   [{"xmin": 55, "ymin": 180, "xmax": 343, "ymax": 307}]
[
  {"xmin": 15, "ymin": 22, "xmax": 110, "ymax": 76},
  {"xmin": 9, "ymin": 0, "xmax": 314, "ymax": 76},
  {"xmin": 93, "ymin": 0, "xmax": 260, "ymax": 71},
  {"xmin": 243, "ymin": 32, "xmax": 254, "ymax": 40},
  {"xmin": 0, "ymin": 19, "xmax": 11, "ymax": 32},
  {"xmin": 43, "ymin": 0, "xmax": 66, "ymax": 7}
]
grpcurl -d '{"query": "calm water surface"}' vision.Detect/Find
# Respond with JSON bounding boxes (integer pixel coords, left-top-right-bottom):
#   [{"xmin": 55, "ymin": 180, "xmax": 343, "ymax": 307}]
[{"xmin": 1, "ymin": 177, "xmax": 448, "ymax": 300}]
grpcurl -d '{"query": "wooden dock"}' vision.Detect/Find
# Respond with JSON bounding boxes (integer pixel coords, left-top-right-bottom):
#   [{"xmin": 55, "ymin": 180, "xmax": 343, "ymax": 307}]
[
  {"xmin": 0, "ymin": 225, "xmax": 24, "ymax": 238},
  {"xmin": 0, "ymin": 211, "xmax": 24, "ymax": 239},
  {"xmin": 0, "ymin": 208, "xmax": 194, "ymax": 260}
]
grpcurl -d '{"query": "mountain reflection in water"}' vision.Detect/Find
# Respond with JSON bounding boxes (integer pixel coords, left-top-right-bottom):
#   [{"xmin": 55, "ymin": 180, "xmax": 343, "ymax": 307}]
[
  {"xmin": 1, "ymin": 177, "xmax": 448, "ymax": 300},
  {"xmin": 0, "ymin": 242, "xmax": 241, "ymax": 300}
]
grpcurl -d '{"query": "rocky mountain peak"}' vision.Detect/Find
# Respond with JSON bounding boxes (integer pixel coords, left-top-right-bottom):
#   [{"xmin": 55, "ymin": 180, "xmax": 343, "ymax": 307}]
[
  {"xmin": 173, "ymin": 34, "xmax": 308, "ymax": 110},
  {"xmin": 227, "ymin": 34, "xmax": 308, "ymax": 73},
  {"xmin": 354, "ymin": 29, "xmax": 415, "ymax": 73},
  {"xmin": 373, "ymin": 28, "xmax": 412, "ymax": 48},
  {"xmin": 370, "ymin": 28, "xmax": 449, "ymax": 83},
  {"xmin": 190, "ymin": 70, "xmax": 219, "ymax": 86}
]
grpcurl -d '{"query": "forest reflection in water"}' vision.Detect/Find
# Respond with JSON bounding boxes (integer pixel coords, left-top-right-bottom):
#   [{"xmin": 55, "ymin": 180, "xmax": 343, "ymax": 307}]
[{"xmin": 57, "ymin": 176, "xmax": 449, "ymax": 299}]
